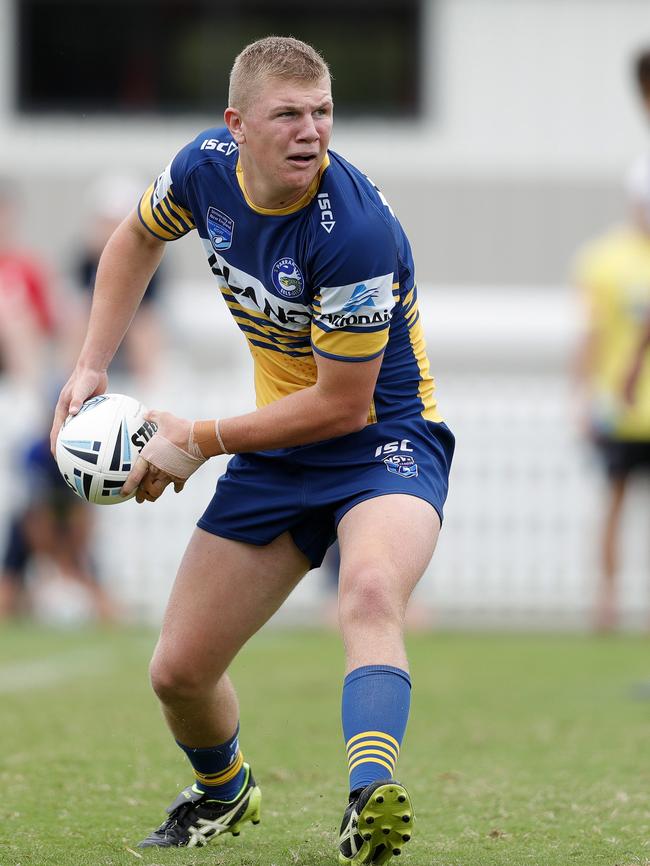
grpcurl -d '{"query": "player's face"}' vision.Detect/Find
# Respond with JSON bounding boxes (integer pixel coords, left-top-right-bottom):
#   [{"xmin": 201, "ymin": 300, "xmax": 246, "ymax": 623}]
[{"xmin": 232, "ymin": 75, "xmax": 333, "ymax": 209}]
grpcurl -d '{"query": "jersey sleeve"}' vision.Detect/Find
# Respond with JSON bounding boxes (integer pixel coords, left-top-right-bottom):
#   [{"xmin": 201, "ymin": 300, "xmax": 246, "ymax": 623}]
[
  {"xmin": 310, "ymin": 219, "xmax": 399, "ymax": 362},
  {"xmin": 137, "ymin": 147, "xmax": 196, "ymax": 241}
]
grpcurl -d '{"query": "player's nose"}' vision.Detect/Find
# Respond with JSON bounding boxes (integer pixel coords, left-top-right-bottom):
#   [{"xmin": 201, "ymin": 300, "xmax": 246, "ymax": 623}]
[{"xmin": 296, "ymin": 114, "xmax": 319, "ymax": 142}]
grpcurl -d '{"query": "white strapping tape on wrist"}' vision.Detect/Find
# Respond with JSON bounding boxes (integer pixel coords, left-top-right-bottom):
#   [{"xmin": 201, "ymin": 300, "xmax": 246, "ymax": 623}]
[
  {"xmin": 215, "ymin": 419, "xmax": 230, "ymax": 455},
  {"xmin": 140, "ymin": 434, "xmax": 206, "ymax": 481}
]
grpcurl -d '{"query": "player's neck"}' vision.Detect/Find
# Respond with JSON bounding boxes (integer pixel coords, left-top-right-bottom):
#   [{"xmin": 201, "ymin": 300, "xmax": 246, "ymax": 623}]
[
  {"xmin": 236, "ymin": 159, "xmax": 311, "ymax": 211},
  {"xmin": 243, "ymin": 176, "xmax": 308, "ymax": 210}
]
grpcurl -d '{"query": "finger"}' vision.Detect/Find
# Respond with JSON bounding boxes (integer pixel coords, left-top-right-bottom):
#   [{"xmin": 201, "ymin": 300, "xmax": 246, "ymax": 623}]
[
  {"xmin": 135, "ymin": 483, "xmax": 161, "ymax": 504},
  {"xmin": 121, "ymin": 456, "xmax": 150, "ymax": 497},
  {"xmin": 50, "ymin": 416, "xmax": 63, "ymax": 456},
  {"xmin": 138, "ymin": 473, "xmax": 173, "ymax": 503},
  {"xmin": 68, "ymin": 390, "xmax": 87, "ymax": 416},
  {"xmin": 153, "ymin": 476, "xmax": 173, "ymax": 497},
  {"xmin": 142, "ymin": 474, "xmax": 168, "ymax": 495},
  {"xmin": 139, "ymin": 483, "xmax": 170, "ymax": 504},
  {"xmin": 50, "ymin": 399, "xmax": 71, "ymax": 455},
  {"xmin": 173, "ymin": 480, "xmax": 185, "ymax": 493},
  {"xmin": 145, "ymin": 409, "xmax": 161, "ymax": 425}
]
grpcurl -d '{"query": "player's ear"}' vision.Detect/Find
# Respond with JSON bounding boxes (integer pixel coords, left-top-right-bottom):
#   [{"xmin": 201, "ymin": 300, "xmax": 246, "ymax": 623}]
[{"xmin": 224, "ymin": 107, "xmax": 245, "ymax": 143}]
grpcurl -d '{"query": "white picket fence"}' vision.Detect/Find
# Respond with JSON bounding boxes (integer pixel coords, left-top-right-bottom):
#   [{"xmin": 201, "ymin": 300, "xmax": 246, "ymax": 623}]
[{"xmin": 2, "ymin": 284, "xmax": 649, "ymax": 629}]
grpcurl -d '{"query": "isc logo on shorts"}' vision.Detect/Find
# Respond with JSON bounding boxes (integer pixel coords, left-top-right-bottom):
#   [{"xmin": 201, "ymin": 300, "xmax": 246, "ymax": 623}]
[
  {"xmin": 374, "ymin": 440, "xmax": 418, "ymax": 478},
  {"xmin": 374, "ymin": 439, "xmax": 413, "ymax": 457}
]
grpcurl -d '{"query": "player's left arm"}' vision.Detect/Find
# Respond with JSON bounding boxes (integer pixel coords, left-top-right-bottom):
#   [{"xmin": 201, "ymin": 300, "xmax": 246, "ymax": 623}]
[
  {"xmin": 220, "ymin": 349, "xmax": 384, "ymax": 449},
  {"xmin": 122, "ymin": 351, "xmax": 383, "ymax": 502}
]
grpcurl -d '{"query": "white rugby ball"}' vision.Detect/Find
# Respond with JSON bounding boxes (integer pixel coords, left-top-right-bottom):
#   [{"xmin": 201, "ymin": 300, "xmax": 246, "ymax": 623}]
[{"xmin": 55, "ymin": 393, "xmax": 157, "ymax": 505}]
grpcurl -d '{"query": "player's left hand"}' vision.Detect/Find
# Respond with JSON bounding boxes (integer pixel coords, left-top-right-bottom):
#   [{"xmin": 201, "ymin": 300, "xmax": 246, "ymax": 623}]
[
  {"xmin": 124, "ymin": 459, "xmax": 182, "ymax": 503},
  {"xmin": 121, "ymin": 410, "xmax": 207, "ymax": 503}
]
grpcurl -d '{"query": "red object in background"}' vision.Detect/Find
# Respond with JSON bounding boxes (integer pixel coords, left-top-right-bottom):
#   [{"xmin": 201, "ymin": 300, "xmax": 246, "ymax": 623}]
[{"xmin": 0, "ymin": 252, "xmax": 55, "ymax": 334}]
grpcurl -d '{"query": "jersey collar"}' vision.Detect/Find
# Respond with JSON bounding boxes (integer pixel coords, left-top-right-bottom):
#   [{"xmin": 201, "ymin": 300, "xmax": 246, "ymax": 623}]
[{"xmin": 235, "ymin": 155, "xmax": 330, "ymax": 216}]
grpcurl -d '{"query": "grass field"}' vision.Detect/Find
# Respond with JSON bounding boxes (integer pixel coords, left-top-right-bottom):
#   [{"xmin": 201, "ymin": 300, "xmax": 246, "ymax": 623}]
[{"xmin": 0, "ymin": 625, "xmax": 648, "ymax": 866}]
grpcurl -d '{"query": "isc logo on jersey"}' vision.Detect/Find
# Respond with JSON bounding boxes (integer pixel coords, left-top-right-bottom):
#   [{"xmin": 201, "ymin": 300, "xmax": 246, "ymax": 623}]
[
  {"xmin": 317, "ymin": 192, "xmax": 335, "ymax": 233},
  {"xmin": 200, "ymin": 138, "xmax": 238, "ymax": 156},
  {"xmin": 272, "ymin": 258, "xmax": 304, "ymax": 298}
]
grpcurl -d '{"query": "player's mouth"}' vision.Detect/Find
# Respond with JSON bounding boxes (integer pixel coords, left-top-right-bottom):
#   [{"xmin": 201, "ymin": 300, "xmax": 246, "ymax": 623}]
[{"xmin": 287, "ymin": 153, "xmax": 318, "ymax": 167}]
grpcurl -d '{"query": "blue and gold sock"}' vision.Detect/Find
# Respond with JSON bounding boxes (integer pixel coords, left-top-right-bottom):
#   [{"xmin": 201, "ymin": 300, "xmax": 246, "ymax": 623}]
[
  {"xmin": 342, "ymin": 664, "xmax": 412, "ymax": 793},
  {"xmin": 176, "ymin": 725, "xmax": 247, "ymax": 802}
]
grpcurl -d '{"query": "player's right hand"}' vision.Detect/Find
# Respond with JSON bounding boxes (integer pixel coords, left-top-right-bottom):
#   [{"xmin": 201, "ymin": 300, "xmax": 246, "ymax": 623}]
[{"xmin": 50, "ymin": 368, "xmax": 109, "ymax": 455}]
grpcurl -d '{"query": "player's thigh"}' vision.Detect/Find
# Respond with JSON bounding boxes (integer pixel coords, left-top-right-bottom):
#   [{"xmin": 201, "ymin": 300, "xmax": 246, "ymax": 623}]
[
  {"xmin": 337, "ymin": 494, "xmax": 440, "ymax": 613},
  {"xmin": 153, "ymin": 527, "xmax": 310, "ymax": 680}
]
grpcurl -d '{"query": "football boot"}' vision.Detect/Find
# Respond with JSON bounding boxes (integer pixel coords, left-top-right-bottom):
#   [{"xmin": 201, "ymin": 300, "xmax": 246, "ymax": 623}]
[
  {"xmin": 138, "ymin": 762, "xmax": 261, "ymax": 848},
  {"xmin": 338, "ymin": 778, "xmax": 414, "ymax": 865}
]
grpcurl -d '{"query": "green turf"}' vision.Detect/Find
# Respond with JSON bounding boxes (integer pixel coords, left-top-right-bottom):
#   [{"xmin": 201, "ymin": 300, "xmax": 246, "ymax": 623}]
[{"xmin": 0, "ymin": 626, "xmax": 648, "ymax": 866}]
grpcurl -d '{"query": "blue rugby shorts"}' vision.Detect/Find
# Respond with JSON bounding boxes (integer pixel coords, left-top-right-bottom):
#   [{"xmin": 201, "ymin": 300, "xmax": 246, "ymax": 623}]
[{"xmin": 197, "ymin": 418, "xmax": 455, "ymax": 568}]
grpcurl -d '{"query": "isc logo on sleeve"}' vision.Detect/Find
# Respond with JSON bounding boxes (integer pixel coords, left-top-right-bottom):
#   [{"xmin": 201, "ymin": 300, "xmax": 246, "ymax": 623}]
[{"xmin": 200, "ymin": 138, "xmax": 238, "ymax": 156}]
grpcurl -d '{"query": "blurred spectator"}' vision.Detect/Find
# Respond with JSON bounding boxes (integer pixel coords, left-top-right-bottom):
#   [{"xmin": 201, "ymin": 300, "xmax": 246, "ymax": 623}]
[
  {"xmin": 0, "ymin": 431, "xmax": 115, "ymax": 624},
  {"xmin": 625, "ymin": 49, "xmax": 650, "ymax": 413},
  {"xmin": 0, "ymin": 177, "xmax": 112, "ymax": 624},
  {"xmin": 0, "ymin": 177, "xmax": 58, "ymax": 385},
  {"xmin": 72, "ymin": 174, "xmax": 165, "ymax": 384},
  {"xmin": 573, "ymin": 156, "xmax": 650, "ymax": 631},
  {"xmin": 633, "ymin": 46, "xmax": 650, "ymax": 118}
]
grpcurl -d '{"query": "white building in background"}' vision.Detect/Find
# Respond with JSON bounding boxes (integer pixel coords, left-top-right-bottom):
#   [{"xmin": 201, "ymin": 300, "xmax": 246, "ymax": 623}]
[
  {"xmin": 1, "ymin": 0, "xmax": 649, "ymax": 627},
  {"xmin": 0, "ymin": 0, "xmax": 648, "ymax": 284}
]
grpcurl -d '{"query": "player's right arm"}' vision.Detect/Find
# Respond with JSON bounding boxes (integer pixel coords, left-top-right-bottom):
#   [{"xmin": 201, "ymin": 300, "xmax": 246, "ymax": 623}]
[{"xmin": 50, "ymin": 211, "xmax": 166, "ymax": 452}]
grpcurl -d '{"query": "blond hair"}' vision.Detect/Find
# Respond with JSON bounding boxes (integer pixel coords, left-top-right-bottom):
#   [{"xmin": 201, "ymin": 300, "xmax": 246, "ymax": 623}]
[{"xmin": 229, "ymin": 36, "xmax": 331, "ymax": 112}]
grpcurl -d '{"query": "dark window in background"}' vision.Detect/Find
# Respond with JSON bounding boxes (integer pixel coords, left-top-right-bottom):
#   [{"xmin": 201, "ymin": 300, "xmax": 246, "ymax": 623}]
[{"xmin": 16, "ymin": 0, "xmax": 423, "ymax": 118}]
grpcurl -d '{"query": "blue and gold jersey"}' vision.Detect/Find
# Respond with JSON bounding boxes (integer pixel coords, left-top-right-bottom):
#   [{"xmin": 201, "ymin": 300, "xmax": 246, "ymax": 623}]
[{"xmin": 138, "ymin": 126, "xmax": 441, "ymax": 426}]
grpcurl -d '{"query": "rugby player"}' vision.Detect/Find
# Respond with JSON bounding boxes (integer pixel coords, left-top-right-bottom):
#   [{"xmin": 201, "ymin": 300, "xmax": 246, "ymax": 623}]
[
  {"xmin": 574, "ymin": 156, "xmax": 650, "ymax": 632},
  {"xmin": 51, "ymin": 36, "xmax": 454, "ymax": 864}
]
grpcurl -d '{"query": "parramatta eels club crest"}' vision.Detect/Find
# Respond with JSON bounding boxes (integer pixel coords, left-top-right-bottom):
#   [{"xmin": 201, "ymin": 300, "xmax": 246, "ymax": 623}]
[
  {"xmin": 272, "ymin": 258, "xmax": 304, "ymax": 298},
  {"xmin": 206, "ymin": 206, "xmax": 234, "ymax": 251}
]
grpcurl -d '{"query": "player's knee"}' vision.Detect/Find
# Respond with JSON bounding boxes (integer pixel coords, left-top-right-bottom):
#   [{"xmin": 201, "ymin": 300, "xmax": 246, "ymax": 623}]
[
  {"xmin": 338, "ymin": 564, "xmax": 401, "ymax": 627},
  {"xmin": 149, "ymin": 653, "xmax": 210, "ymax": 703}
]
